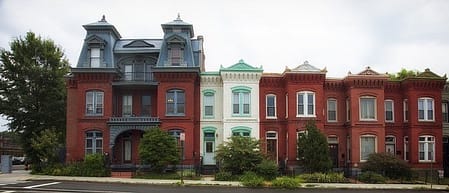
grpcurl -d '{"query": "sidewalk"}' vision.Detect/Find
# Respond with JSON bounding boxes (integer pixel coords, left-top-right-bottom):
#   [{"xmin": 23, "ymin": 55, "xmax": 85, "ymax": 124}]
[{"xmin": 1, "ymin": 170, "xmax": 448, "ymax": 190}]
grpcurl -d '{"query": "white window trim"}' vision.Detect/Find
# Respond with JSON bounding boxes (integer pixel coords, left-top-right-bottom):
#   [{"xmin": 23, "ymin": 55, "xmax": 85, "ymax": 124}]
[
  {"xmin": 203, "ymin": 93, "xmax": 215, "ymax": 118},
  {"xmin": 266, "ymin": 94, "xmax": 277, "ymax": 119},
  {"xmin": 85, "ymin": 90, "xmax": 104, "ymax": 116},
  {"xmin": 296, "ymin": 91, "xmax": 316, "ymax": 117},
  {"xmin": 360, "ymin": 135, "xmax": 377, "ymax": 162},
  {"xmin": 385, "ymin": 99, "xmax": 394, "ymax": 122},
  {"xmin": 359, "ymin": 96, "xmax": 377, "ymax": 121},
  {"xmin": 418, "ymin": 97, "xmax": 435, "ymax": 122},
  {"xmin": 404, "ymin": 136, "xmax": 409, "ymax": 161},
  {"xmin": 327, "ymin": 98, "xmax": 338, "ymax": 122},
  {"xmin": 232, "ymin": 91, "xmax": 251, "ymax": 116},
  {"xmin": 418, "ymin": 135, "xmax": 435, "ymax": 162},
  {"xmin": 385, "ymin": 135, "xmax": 396, "ymax": 154}
]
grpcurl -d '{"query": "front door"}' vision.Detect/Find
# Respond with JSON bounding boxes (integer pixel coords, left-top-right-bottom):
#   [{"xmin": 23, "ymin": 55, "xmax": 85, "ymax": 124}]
[
  {"xmin": 123, "ymin": 139, "xmax": 132, "ymax": 163},
  {"xmin": 329, "ymin": 144, "xmax": 339, "ymax": 168},
  {"xmin": 204, "ymin": 141, "xmax": 215, "ymax": 165}
]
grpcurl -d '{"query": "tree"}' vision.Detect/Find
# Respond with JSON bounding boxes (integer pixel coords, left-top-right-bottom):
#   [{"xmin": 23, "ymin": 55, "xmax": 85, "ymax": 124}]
[
  {"xmin": 30, "ymin": 128, "xmax": 63, "ymax": 165},
  {"xmin": 297, "ymin": 121, "xmax": 332, "ymax": 173},
  {"xmin": 0, "ymin": 32, "xmax": 69, "ymax": 171},
  {"xmin": 389, "ymin": 68, "xmax": 419, "ymax": 80},
  {"xmin": 138, "ymin": 128, "xmax": 179, "ymax": 173},
  {"xmin": 215, "ymin": 136, "xmax": 263, "ymax": 175}
]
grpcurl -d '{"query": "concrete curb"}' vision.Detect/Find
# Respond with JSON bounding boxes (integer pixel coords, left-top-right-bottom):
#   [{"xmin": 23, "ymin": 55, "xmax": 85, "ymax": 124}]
[{"xmin": 26, "ymin": 175, "xmax": 449, "ymax": 190}]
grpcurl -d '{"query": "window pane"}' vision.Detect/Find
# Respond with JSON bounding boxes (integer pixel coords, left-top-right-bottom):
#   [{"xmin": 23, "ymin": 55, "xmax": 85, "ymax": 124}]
[
  {"xmin": 86, "ymin": 139, "xmax": 93, "ymax": 148},
  {"xmin": 141, "ymin": 95, "xmax": 151, "ymax": 116},
  {"xmin": 96, "ymin": 92, "xmax": 103, "ymax": 114},
  {"xmin": 298, "ymin": 94, "xmax": 304, "ymax": 115},
  {"xmin": 166, "ymin": 91, "xmax": 175, "ymax": 114},
  {"xmin": 307, "ymin": 93, "xmax": 314, "ymax": 115},
  {"xmin": 361, "ymin": 98, "xmax": 375, "ymax": 119},
  {"xmin": 328, "ymin": 99, "xmax": 336, "ymax": 121},
  {"xmin": 361, "ymin": 136, "xmax": 375, "ymax": 160},
  {"xmin": 124, "ymin": 65, "xmax": 133, "ymax": 80},
  {"xmin": 86, "ymin": 92, "xmax": 94, "ymax": 114},
  {"xmin": 428, "ymin": 99, "xmax": 434, "ymax": 120},
  {"xmin": 90, "ymin": 48, "xmax": 100, "ymax": 67},
  {"xmin": 233, "ymin": 93, "xmax": 239, "ymax": 114},
  {"xmin": 206, "ymin": 142, "xmax": 213, "ymax": 153},
  {"xmin": 204, "ymin": 95, "xmax": 214, "ymax": 116},
  {"xmin": 96, "ymin": 139, "xmax": 102, "ymax": 148}
]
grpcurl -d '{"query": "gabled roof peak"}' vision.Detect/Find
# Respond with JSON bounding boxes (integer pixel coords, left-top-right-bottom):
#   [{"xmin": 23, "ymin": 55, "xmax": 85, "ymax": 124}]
[
  {"xmin": 220, "ymin": 59, "xmax": 263, "ymax": 72},
  {"xmin": 286, "ymin": 60, "xmax": 325, "ymax": 73},
  {"xmin": 357, "ymin": 66, "xmax": 381, "ymax": 76}
]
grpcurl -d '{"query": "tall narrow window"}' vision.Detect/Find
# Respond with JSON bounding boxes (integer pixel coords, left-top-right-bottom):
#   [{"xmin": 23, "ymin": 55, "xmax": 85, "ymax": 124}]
[
  {"xmin": 385, "ymin": 136, "xmax": 396, "ymax": 154},
  {"xmin": 419, "ymin": 135, "xmax": 435, "ymax": 162},
  {"xmin": 204, "ymin": 92, "xmax": 214, "ymax": 117},
  {"xmin": 404, "ymin": 136, "xmax": 409, "ymax": 161},
  {"xmin": 85, "ymin": 131, "xmax": 103, "ymax": 155},
  {"xmin": 266, "ymin": 95, "xmax": 276, "ymax": 118},
  {"xmin": 86, "ymin": 90, "xmax": 104, "ymax": 116},
  {"xmin": 122, "ymin": 95, "xmax": 132, "ymax": 116},
  {"xmin": 141, "ymin": 95, "xmax": 151, "ymax": 116},
  {"xmin": 418, "ymin": 98, "xmax": 434, "ymax": 121},
  {"xmin": 443, "ymin": 101, "xmax": 449, "ymax": 123},
  {"xmin": 360, "ymin": 97, "xmax": 376, "ymax": 120},
  {"xmin": 403, "ymin": 99, "xmax": 409, "ymax": 122},
  {"xmin": 327, "ymin": 98, "xmax": 337, "ymax": 122},
  {"xmin": 346, "ymin": 98, "xmax": 351, "ymax": 121},
  {"xmin": 124, "ymin": 64, "xmax": 133, "ymax": 80},
  {"xmin": 168, "ymin": 129, "xmax": 184, "ymax": 159},
  {"xmin": 169, "ymin": 47, "xmax": 183, "ymax": 66},
  {"xmin": 266, "ymin": 132, "xmax": 278, "ymax": 161},
  {"xmin": 166, "ymin": 89, "xmax": 185, "ymax": 115},
  {"xmin": 232, "ymin": 88, "xmax": 251, "ymax": 116},
  {"xmin": 360, "ymin": 135, "xmax": 376, "ymax": 161},
  {"xmin": 385, "ymin": 100, "xmax": 394, "ymax": 122},
  {"xmin": 90, "ymin": 48, "xmax": 100, "ymax": 67},
  {"xmin": 297, "ymin": 91, "xmax": 315, "ymax": 117}
]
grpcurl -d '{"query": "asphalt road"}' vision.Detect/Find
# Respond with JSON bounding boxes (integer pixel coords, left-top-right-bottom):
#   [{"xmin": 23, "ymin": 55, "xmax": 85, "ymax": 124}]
[{"xmin": 1, "ymin": 180, "xmax": 448, "ymax": 193}]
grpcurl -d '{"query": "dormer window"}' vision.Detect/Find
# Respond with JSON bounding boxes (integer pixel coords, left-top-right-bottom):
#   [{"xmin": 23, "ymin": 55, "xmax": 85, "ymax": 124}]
[
  {"xmin": 90, "ymin": 48, "xmax": 100, "ymax": 67},
  {"xmin": 86, "ymin": 35, "xmax": 106, "ymax": 68},
  {"xmin": 168, "ymin": 46, "xmax": 184, "ymax": 66}
]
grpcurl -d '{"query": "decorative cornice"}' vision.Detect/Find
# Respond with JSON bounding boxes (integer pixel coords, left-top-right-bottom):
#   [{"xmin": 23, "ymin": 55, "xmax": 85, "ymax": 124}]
[
  {"xmin": 153, "ymin": 71, "xmax": 198, "ymax": 82},
  {"xmin": 220, "ymin": 71, "xmax": 262, "ymax": 82}
]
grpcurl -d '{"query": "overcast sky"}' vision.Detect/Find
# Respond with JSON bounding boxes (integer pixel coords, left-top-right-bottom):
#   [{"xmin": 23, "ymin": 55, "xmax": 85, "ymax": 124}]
[{"xmin": 1, "ymin": 0, "xmax": 449, "ymax": 131}]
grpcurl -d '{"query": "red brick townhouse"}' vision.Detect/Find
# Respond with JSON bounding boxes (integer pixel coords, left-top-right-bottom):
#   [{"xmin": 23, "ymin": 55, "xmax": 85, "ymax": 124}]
[
  {"xmin": 65, "ymin": 15, "xmax": 204, "ymax": 170},
  {"xmin": 259, "ymin": 61, "xmax": 447, "ymax": 173}
]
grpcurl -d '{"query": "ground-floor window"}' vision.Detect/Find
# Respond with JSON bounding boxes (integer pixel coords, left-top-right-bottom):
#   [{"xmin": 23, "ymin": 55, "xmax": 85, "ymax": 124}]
[
  {"xmin": 85, "ymin": 130, "xmax": 103, "ymax": 155},
  {"xmin": 266, "ymin": 131, "xmax": 278, "ymax": 162},
  {"xmin": 232, "ymin": 127, "xmax": 251, "ymax": 137},
  {"xmin": 168, "ymin": 129, "xmax": 185, "ymax": 160},
  {"xmin": 385, "ymin": 136, "xmax": 396, "ymax": 155},
  {"xmin": 360, "ymin": 135, "xmax": 376, "ymax": 161},
  {"xmin": 404, "ymin": 136, "xmax": 409, "ymax": 161},
  {"xmin": 419, "ymin": 135, "xmax": 435, "ymax": 162}
]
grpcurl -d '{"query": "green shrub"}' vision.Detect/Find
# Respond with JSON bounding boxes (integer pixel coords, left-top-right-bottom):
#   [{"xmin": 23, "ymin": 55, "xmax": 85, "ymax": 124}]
[
  {"xmin": 39, "ymin": 154, "xmax": 110, "ymax": 177},
  {"xmin": 215, "ymin": 171, "xmax": 236, "ymax": 181},
  {"xmin": 358, "ymin": 171, "xmax": 386, "ymax": 184},
  {"xmin": 361, "ymin": 152, "xmax": 411, "ymax": 180},
  {"xmin": 298, "ymin": 172, "xmax": 349, "ymax": 183},
  {"xmin": 240, "ymin": 171, "xmax": 264, "ymax": 188},
  {"xmin": 271, "ymin": 177, "xmax": 300, "ymax": 189},
  {"xmin": 255, "ymin": 159, "xmax": 278, "ymax": 181}
]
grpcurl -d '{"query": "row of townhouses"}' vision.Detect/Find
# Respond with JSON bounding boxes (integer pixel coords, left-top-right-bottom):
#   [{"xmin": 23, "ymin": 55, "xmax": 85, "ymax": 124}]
[{"xmin": 66, "ymin": 16, "xmax": 449, "ymax": 175}]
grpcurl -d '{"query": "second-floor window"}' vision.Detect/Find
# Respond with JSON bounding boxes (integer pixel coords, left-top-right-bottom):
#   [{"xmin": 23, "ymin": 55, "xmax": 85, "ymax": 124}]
[
  {"xmin": 418, "ymin": 98, "xmax": 434, "ymax": 121},
  {"xmin": 297, "ymin": 91, "xmax": 315, "ymax": 117},
  {"xmin": 204, "ymin": 92, "xmax": 214, "ymax": 117},
  {"xmin": 385, "ymin": 100, "xmax": 394, "ymax": 122},
  {"xmin": 360, "ymin": 97, "xmax": 376, "ymax": 121},
  {"xmin": 403, "ymin": 99, "xmax": 409, "ymax": 122},
  {"xmin": 86, "ymin": 90, "xmax": 103, "ymax": 116},
  {"xmin": 166, "ymin": 89, "xmax": 185, "ymax": 115},
  {"xmin": 232, "ymin": 89, "xmax": 250, "ymax": 116},
  {"xmin": 141, "ymin": 95, "xmax": 151, "ymax": 116},
  {"xmin": 266, "ymin": 94, "xmax": 276, "ymax": 118},
  {"xmin": 90, "ymin": 48, "xmax": 100, "ymax": 67},
  {"xmin": 122, "ymin": 95, "xmax": 132, "ymax": 117},
  {"xmin": 327, "ymin": 98, "xmax": 337, "ymax": 122},
  {"xmin": 443, "ymin": 101, "xmax": 449, "ymax": 123}
]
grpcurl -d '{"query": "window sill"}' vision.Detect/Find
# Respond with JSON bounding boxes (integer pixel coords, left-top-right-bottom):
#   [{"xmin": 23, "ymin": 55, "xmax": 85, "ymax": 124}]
[
  {"xmin": 166, "ymin": 114, "xmax": 186, "ymax": 117},
  {"xmin": 266, "ymin": 117, "xmax": 277, "ymax": 120},
  {"xmin": 360, "ymin": 119, "xmax": 377, "ymax": 121},
  {"xmin": 327, "ymin": 120, "xmax": 338, "ymax": 123},
  {"xmin": 85, "ymin": 114, "xmax": 104, "ymax": 117},
  {"xmin": 418, "ymin": 120, "xmax": 435, "ymax": 122},
  {"xmin": 418, "ymin": 160, "xmax": 435, "ymax": 163},
  {"xmin": 296, "ymin": 115, "xmax": 316, "ymax": 118},
  {"xmin": 232, "ymin": 114, "xmax": 251, "ymax": 117}
]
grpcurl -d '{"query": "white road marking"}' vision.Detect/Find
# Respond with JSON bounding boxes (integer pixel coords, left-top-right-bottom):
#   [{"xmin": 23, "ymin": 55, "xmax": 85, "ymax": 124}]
[
  {"xmin": 23, "ymin": 181, "xmax": 60, "ymax": 189},
  {"xmin": 1, "ymin": 191, "xmax": 15, "ymax": 193}
]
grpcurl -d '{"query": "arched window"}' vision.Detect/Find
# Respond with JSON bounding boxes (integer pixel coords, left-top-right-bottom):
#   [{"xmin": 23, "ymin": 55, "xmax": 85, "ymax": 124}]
[
  {"xmin": 266, "ymin": 94, "xmax": 277, "ymax": 118},
  {"xmin": 231, "ymin": 86, "xmax": 251, "ymax": 116},
  {"xmin": 297, "ymin": 91, "xmax": 315, "ymax": 117},
  {"xmin": 85, "ymin": 90, "xmax": 104, "ymax": 116},
  {"xmin": 360, "ymin": 96, "xmax": 376, "ymax": 121},
  {"xmin": 231, "ymin": 126, "xmax": 251, "ymax": 137},
  {"xmin": 168, "ymin": 129, "xmax": 185, "ymax": 159},
  {"xmin": 419, "ymin": 135, "xmax": 435, "ymax": 162},
  {"xmin": 85, "ymin": 130, "xmax": 103, "ymax": 155},
  {"xmin": 418, "ymin": 97, "xmax": 434, "ymax": 121},
  {"xmin": 166, "ymin": 89, "xmax": 185, "ymax": 115},
  {"xmin": 360, "ymin": 135, "xmax": 377, "ymax": 161}
]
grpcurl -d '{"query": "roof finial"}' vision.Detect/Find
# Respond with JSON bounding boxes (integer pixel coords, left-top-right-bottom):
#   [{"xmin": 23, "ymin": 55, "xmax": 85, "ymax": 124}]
[
  {"xmin": 304, "ymin": 60, "xmax": 309, "ymax": 65},
  {"xmin": 100, "ymin": 15, "xmax": 106, "ymax": 22},
  {"xmin": 176, "ymin": 13, "xmax": 182, "ymax": 20}
]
